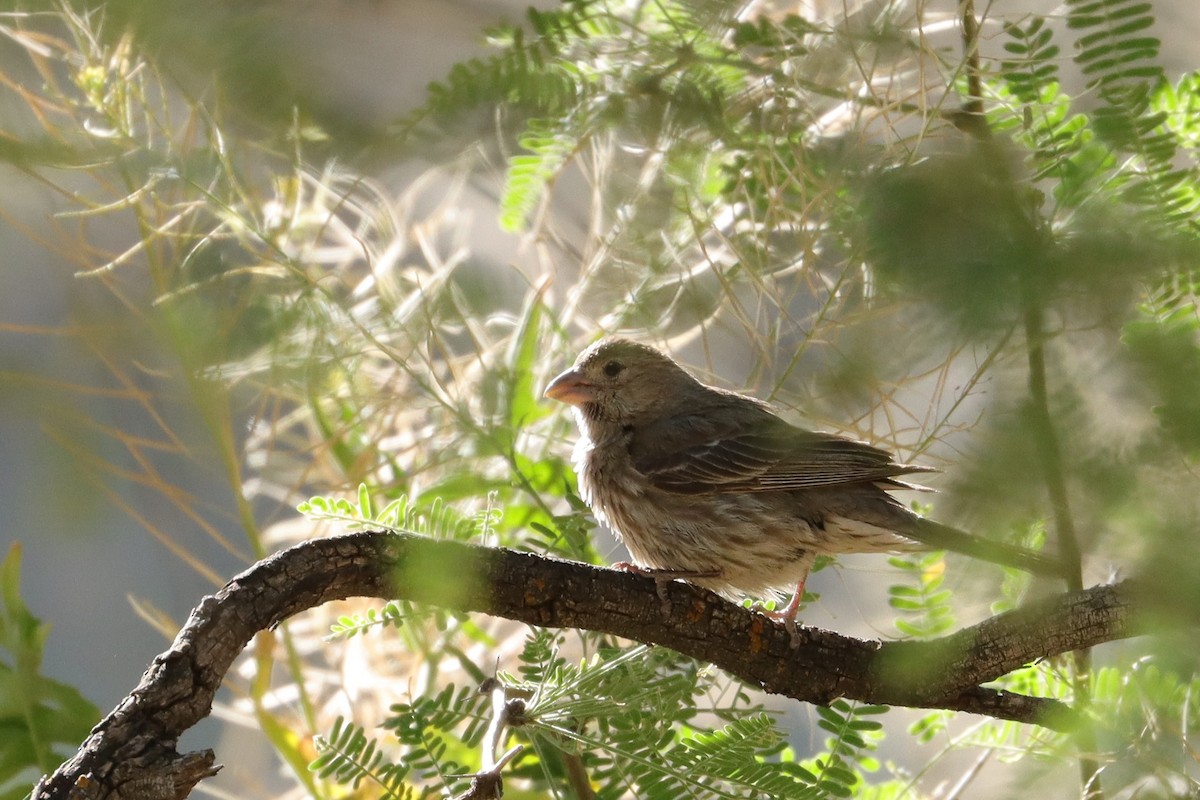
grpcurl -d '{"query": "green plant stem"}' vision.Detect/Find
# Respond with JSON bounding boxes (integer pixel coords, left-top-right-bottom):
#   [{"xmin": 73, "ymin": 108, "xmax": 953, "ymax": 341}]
[
  {"xmin": 1021, "ymin": 296, "xmax": 1101, "ymax": 800},
  {"xmin": 956, "ymin": 2, "xmax": 1100, "ymax": 793},
  {"xmin": 563, "ymin": 751, "xmax": 596, "ymax": 800},
  {"xmin": 1021, "ymin": 303, "xmax": 1084, "ymax": 595}
]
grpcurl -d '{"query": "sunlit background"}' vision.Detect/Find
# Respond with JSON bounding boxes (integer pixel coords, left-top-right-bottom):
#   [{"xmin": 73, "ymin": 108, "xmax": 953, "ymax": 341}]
[{"xmin": 3, "ymin": 0, "xmax": 1200, "ymax": 797}]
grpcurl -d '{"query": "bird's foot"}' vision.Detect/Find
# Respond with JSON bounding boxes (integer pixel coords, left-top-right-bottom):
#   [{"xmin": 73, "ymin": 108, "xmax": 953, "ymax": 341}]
[
  {"xmin": 753, "ymin": 603, "xmax": 800, "ymax": 642},
  {"xmin": 753, "ymin": 581, "xmax": 807, "ymax": 645},
  {"xmin": 611, "ymin": 562, "xmax": 721, "ymax": 617}
]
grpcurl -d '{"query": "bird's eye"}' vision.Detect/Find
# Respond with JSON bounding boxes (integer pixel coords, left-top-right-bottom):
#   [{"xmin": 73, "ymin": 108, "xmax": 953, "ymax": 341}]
[{"xmin": 603, "ymin": 360, "xmax": 624, "ymax": 377}]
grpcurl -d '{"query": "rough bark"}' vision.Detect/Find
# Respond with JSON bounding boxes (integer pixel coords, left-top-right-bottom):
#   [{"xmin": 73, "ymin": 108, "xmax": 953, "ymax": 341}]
[{"xmin": 34, "ymin": 531, "xmax": 1160, "ymax": 799}]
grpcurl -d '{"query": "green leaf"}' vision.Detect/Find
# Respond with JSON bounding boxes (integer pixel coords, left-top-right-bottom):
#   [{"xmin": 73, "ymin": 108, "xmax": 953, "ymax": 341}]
[
  {"xmin": 358, "ymin": 483, "xmax": 373, "ymax": 521},
  {"xmin": 0, "ymin": 543, "xmax": 100, "ymax": 792},
  {"xmin": 500, "ymin": 118, "xmax": 578, "ymax": 232},
  {"xmin": 503, "ymin": 281, "xmax": 552, "ymax": 433}
]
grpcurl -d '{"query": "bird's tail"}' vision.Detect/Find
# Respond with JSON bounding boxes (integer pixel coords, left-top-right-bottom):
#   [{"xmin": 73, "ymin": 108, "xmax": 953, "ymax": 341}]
[{"xmin": 905, "ymin": 518, "xmax": 1066, "ymax": 578}]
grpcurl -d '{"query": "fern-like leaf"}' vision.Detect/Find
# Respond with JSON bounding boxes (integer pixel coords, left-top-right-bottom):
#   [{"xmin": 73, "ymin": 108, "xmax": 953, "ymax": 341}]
[
  {"xmin": 1001, "ymin": 16, "xmax": 1061, "ymax": 104},
  {"xmin": 310, "ymin": 717, "xmax": 414, "ymax": 798},
  {"xmin": 1067, "ymin": 0, "xmax": 1162, "ymax": 90},
  {"xmin": 500, "ymin": 117, "xmax": 579, "ymax": 232}
]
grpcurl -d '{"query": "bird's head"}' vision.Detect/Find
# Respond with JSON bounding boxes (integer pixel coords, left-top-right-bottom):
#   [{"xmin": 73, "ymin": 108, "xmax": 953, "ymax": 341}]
[{"xmin": 544, "ymin": 337, "xmax": 700, "ymax": 426}]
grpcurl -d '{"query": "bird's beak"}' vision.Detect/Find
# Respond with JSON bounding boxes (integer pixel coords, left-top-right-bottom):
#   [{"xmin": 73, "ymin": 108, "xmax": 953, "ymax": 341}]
[{"xmin": 544, "ymin": 368, "xmax": 595, "ymax": 406}]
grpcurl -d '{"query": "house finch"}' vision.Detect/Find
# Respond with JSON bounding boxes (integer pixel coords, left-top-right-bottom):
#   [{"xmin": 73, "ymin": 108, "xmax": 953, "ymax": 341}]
[{"xmin": 544, "ymin": 337, "xmax": 1061, "ymax": 624}]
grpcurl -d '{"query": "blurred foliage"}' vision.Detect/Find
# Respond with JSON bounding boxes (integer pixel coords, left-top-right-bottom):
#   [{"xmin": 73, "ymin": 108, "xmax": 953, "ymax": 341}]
[
  {"xmin": 0, "ymin": 545, "xmax": 100, "ymax": 800},
  {"xmin": 2, "ymin": 0, "xmax": 1200, "ymax": 797}
]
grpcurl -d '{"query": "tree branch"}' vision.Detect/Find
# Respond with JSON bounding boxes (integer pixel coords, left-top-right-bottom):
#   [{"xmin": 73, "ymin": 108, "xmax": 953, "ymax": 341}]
[{"xmin": 35, "ymin": 531, "xmax": 1165, "ymax": 799}]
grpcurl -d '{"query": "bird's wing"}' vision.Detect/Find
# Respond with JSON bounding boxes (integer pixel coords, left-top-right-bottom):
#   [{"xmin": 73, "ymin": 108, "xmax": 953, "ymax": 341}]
[{"xmin": 629, "ymin": 406, "xmax": 932, "ymax": 495}]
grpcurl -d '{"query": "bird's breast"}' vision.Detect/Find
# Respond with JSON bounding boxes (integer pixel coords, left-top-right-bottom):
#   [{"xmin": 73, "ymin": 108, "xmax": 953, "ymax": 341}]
[{"xmin": 571, "ymin": 435, "xmax": 820, "ymax": 593}]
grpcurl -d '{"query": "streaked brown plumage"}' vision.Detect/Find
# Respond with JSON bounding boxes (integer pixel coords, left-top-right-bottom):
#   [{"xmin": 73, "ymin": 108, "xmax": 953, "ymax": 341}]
[{"xmin": 545, "ymin": 337, "xmax": 1060, "ymax": 623}]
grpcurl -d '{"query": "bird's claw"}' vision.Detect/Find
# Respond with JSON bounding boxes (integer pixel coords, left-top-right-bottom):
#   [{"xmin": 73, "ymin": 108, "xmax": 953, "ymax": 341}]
[
  {"xmin": 612, "ymin": 562, "xmax": 721, "ymax": 617},
  {"xmin": 753, "ymin": 582, "xmax": 808, "ymax": 646},
  {"xmin": 754, "ymin": 602, "xmax": 801, "ymax": 644}
]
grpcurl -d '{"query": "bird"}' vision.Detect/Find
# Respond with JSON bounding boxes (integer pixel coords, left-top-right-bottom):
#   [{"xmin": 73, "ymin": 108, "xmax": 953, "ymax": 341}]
[{"xmin": 543, "ymin": 336, "xmax": 1062, "ymax": 626}]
